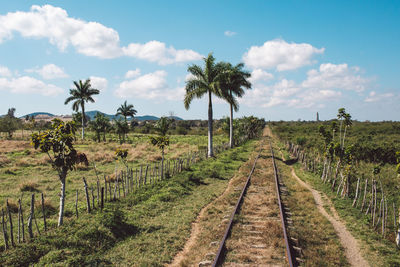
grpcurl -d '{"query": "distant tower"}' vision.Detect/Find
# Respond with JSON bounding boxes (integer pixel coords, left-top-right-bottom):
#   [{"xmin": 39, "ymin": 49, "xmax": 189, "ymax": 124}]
[{"xmin": 316, "ymin": 112, "xmax": 319, "ymax": 121}]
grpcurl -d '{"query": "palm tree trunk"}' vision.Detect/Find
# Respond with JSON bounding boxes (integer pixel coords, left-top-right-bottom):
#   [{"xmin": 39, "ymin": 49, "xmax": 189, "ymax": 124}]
[
  {"xmin": 208, "ymin": 91, "xmax": 214, "ymax": 157},
  {"xmin": 229, "ymin": 101, "xmax": 234, "ymax": 148},
  {"xmin": 58, "ymin": 175, "xmax": 66, "ymax": 226},
  {"xmin": 81, "ymin": 104, "xmax": 85, "ymax": 140}
]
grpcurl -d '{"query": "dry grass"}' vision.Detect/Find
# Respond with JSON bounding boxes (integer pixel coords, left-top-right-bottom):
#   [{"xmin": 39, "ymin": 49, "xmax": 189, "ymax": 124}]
[
  {"xmin": 272, "ymin": 138, "xmax": 349, "ymax": 266},
  {"xmin": 0, "ymin": 155, "xmax": 11, "ymax": 167},
  {"xmin": 19, "ymin": 181, "xmax": 39, "ymax": 192},
  {"xmin": 3, "ymin": 200, "xmax": 19, "ymax": 213}
]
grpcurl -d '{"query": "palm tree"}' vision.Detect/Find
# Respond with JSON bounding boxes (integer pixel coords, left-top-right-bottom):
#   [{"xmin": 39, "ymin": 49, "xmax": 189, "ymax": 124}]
[
  {"xmin": 184, "ymin": 53, "xmax": 224, "ymax": 157},
  {"xmin": 219, "ymin": 62, "xmax": 251, "ymax": 148},
  {"xmin": 116, "ymin": 101, "xmax": 137, "ymax": 122},
  {"xmin": 149, "ymin": 117, "xmax": 171, "ymax": 179},
  {"xmin": 64, "ymin": 79, "xmax": 99, "ymax": 139}
]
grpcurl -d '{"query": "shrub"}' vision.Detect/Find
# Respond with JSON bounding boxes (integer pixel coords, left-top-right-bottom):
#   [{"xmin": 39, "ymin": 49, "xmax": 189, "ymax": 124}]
[{"xmin": 19, "ymin": 182, "xmax": 39, "ymax": 192}]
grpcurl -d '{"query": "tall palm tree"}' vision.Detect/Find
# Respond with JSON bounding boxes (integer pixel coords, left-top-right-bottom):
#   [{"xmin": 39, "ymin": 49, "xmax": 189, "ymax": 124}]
[
  {"xmin": 184, "ymin": 53, "xmax": 224, "ymax": 157},
  {"xmin": 116, "ymin": 101, "xmax": 137, "ymax": 122},
  {"xmin": 64, "ymin": 79, "xmax": 99, "ymax": 139},
  {"xmin": 219, "ymin": 62, "xmax": 251, "ymax": 148}
]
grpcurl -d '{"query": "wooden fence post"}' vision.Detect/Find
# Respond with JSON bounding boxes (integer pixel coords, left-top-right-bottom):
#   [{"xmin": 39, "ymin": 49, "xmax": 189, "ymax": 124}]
[
  {"xmin": 75, "ymin": 190, "xmax": 79, "ymax": 218},
  {"xmin": 144, "ymin": 165, "xmax": 149, "ymax": 185},
  {"xmin": 2, "ymin": 209, "xmax": 8, "ymax": 250},
  {"xmin": 91, "ymin": 186, "xmax": 95, "ymax": 209},
  {"xmin": 104, "ymin": 175, "xmax": 107, "ymax": 201},
  {"xmin": 28, "ymin": 194, "xmax": 34, "ymax": 239},
  {"xmin": 18, "ymin": 199, "xmax": 24, "ymax": 242},
  {"xmin": 83, "ymin": 178, "xmax": 91, "ymax": 213},
  {"xmin": 41, "ymin": 193, "xmax": 47, "ymax": 232},
  {"xmin": 97, "ymin": 179, "xmax": 100, "ymax": 207},
  {"xmin": 101, "ymin": 187, "xmax": 104, "ymax": 211},
  {"xmin": 6, "ymin": 200, "xmax": 15, "ymax": 246}
]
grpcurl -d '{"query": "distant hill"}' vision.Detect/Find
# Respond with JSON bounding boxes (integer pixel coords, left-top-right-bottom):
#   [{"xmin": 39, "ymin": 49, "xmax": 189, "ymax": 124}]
[
  {"xmin": 20, "ymin": 112, "xmax": 54, "ymax": 119},
  {"xmin": 85, "ymin": 111, "xmax": 183, "ymax": 121},
  {"xmin": 19, "ymin": 110, "xmax": 182, "ymax": 121}
]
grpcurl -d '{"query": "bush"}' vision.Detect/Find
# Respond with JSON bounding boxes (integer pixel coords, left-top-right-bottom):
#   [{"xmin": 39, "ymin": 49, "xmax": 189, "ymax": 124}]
[{"xmin": 19, "ymin": 182, "xmax": 39, "ymax": 192}]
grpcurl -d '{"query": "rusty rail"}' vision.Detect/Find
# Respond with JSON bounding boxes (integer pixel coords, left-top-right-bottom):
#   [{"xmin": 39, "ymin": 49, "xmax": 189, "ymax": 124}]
[
  {"xmin": 211, "ymin": 141, "xmax": 262, "ymax": 267},
  {"xmin": 270, "ymin": 139, "xmax": 297, "ymax": 267}
]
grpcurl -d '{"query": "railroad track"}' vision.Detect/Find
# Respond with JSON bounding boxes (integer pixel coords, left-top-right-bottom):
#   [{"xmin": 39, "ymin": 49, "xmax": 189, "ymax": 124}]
[{"xmin": 211, "ymin": 137, "xmax": 298, "ymax": 267}]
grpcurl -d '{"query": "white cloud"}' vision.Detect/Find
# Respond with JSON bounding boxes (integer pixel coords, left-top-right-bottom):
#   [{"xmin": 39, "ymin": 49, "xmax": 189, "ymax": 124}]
[
  {"xmin": 240, "ymin": 78, "xmax": 342, "ymax": 109},
  {"xmin": 0, "ymin": 5, "xmax": 202, "ymax": 64},
  {"xmin": 0, "ymin": 66, "xmax": 11, "ymax": 77},
  {"xmin": 125, "ymin": 68, "xmax": 141, "ymax": 79},
  {"xmin": 364, "ymin": 91, "xmax": 394, "ymax": 102},
  {"xmin": 0, "ymin": 76, "xmax": 63, "ymax": 96},
  {"xmin": 302, "ymin": 63, "xmax": 369, "ymax": 92},
  {"xmin": 249, "ymin": 69, "xmax": 274, "ymax": 83},
  {"xmin": 243, "ymin": 39, "xmax": 324, "ymax": 71},
  {"xmin": 26, "ymin": 63, "xmax": 68, "ymax": 79},
  {"xmin": 224, "ymin": 30, "xmax": 237, "ymax": 37},
  {"xmin": 116, "ymin": 70, "xmax": 185, "ymax": 101},
  {"xmin": 89, "ymin": 76, "xmax": 108, "ymax": 92},
  {"xmin": 122, "ymin": 40, "xmax": 202, "ymax": 65}
]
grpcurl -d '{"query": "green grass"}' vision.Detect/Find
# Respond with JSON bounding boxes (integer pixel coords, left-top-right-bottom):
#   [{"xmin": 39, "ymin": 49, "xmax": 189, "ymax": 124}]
[
  {"xmin": 291, "ymin": 162, "xmax": 400, "ymax": 267},
  {"xmin": 0, "ymin": 139, "xmax": 256, "ymax": 266}
]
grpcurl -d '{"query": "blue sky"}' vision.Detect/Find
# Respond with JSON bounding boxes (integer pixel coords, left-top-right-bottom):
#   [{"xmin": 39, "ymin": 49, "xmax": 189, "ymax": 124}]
[{"xmin": 0, "ymin": 1, "xmax": 399, "ymax": 121}]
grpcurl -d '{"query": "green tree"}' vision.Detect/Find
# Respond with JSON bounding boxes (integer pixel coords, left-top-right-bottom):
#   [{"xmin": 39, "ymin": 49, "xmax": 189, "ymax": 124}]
[
  {"xmin": 184, "ymin": 53, "xmax": 224, "ymax": 157},
  {"xmin": 149, "ymin": 117, "xmax": 171, "ymax": 179},
  {"xmin": 219, "ymin": 62, "xmax": 251, "ymax": 148},
  {"xmin": 114, "ymin": 118, "xmax": 129, "ymax": 144},
  {"xmin": 116, "ymin": 101, "xmax": 137, "ymax": 122},
  {"xmin": 31, "ymin": 119, "xmax": 82, "ymax": 226},
  {"xmin": 89, "ymin": 113, "xmax": 111, "ymax": 142},
  {"xmin": 64, "ymin": 79, "xmax": 99, "ymax": 140},
  {"xmin": 0, "ymin": 117, "xmax": 18, "ymax": 139}
]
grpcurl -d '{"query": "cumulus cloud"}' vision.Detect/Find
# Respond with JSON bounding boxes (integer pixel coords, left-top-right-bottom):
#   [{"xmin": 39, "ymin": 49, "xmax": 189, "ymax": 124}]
[
  {"xmin": 89, "ymin": 76, "xmax": 108, "ymax": 92},
  {"xmin": 122, "ymin": 41, "xmax": 202, "ymax": 65},
  {"xmin": 302, "ymin": 63, "xmax": 369, "ymax": 92},
  {"xmin": 243, "ymin": 39, "xmax": 324, "ymax": 71},
  {"xmin": 0, "ymin": 66, "xmax": 11, "ymax": 77},
  {"xmin": 249, "ymin": 69, "xmax": 274, "ymax": 83},
  {"xmin": 364, "ymin": 91, "xmax": 394, "ymax": 102},
  {"xmin": 125, "ymin": 68, "xmax": 141, "ymax": 79},
  {"xmin": 26, "ymin": 63, "xmax": 68, "ymax": 79},
  {"xmin": 0, "ymin": 76, "xmax": 63, "ymax": 96},
  {"xmin": 0, "ymin": 5, "xmax": 202, "ymax": 64},
  {"xmin": 115, "ymin": 70, "xmax": 185, "ymax": 101},
  {"xmin": 224, "ymin": 30, "xmax": 237, "ymax": 37},
  {"xmin": 241, "ymin": 77, "xmax": 342, "ymax": 109}
]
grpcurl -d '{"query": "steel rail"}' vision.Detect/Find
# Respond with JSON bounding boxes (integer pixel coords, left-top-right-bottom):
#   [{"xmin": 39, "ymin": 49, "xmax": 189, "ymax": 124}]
[
  {"xmin": 211, "ymin": 140, "xmax": 263, "ymax": 267},
  {"xmin": 269, "ymin": 139, "xmax": 297, "ymax": 267}
]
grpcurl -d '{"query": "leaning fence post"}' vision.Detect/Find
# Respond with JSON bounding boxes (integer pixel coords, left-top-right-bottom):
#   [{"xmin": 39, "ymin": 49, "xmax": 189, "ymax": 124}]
[
  {"xmin": 91, "ymin": 186, "xmax": 95, "ymax": 209},
  {"xmin": 6, "ymin": 199, "xmax": 15, "ymax": 246},
  {"xmin": 28, "ymin": 194, "xmax": 34, "ymax": 239},
  {"xmin": 75, "ymin": 190, "xmax": 79, "ymax": 218},
  {"xmin": 97, "ymin": 179, "xmax": 100, "ymax": 207},
  {"xmin": 83, "ymin": 178, "xmax": 91, "ymax": 213},
  {"xmin": 104, "ymin": 175, "xmax": 107, "ymax": 201},
  {"xmin": 41, "ymin": 193, "xmax": 47, "ymax": 232},
  {"xmin": 101, "ymin": 187, "xmax": 104, "ymax": 211},
  {"xmin": 19, "ymin": 199, "xmax": 24, "ymax": 242},
  {"xmin": 2, "ymin": 209, "xmax": 8, "ymax": 250}
]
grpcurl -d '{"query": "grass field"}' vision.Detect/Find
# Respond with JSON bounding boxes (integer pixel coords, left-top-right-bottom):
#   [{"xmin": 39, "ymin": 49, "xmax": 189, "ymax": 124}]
[
  {"xmin": 0, "ymin": 131, "xmax": 228, "ymax": 247},
  {"xmin": 0, "ymin": 136, "xmax": 255, "ymax": 265}
]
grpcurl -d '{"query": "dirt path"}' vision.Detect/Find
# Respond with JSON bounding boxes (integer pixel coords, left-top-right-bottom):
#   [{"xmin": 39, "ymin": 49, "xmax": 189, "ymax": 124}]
[{"xmin": 289, "ymin": 167, "xmax": 369, "ymax": 267}]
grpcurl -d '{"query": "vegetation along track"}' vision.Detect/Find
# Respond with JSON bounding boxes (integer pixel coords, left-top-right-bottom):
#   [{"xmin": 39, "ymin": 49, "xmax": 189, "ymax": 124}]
[{"xmin": 212, "ymin": 135, "xmax": 296, "ymax": 266}]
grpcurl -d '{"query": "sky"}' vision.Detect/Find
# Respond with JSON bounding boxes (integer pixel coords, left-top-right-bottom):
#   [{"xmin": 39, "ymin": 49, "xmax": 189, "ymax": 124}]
[{"xmin": 0, "ymin": 1, "xmax": 399, "ymax": 121}]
